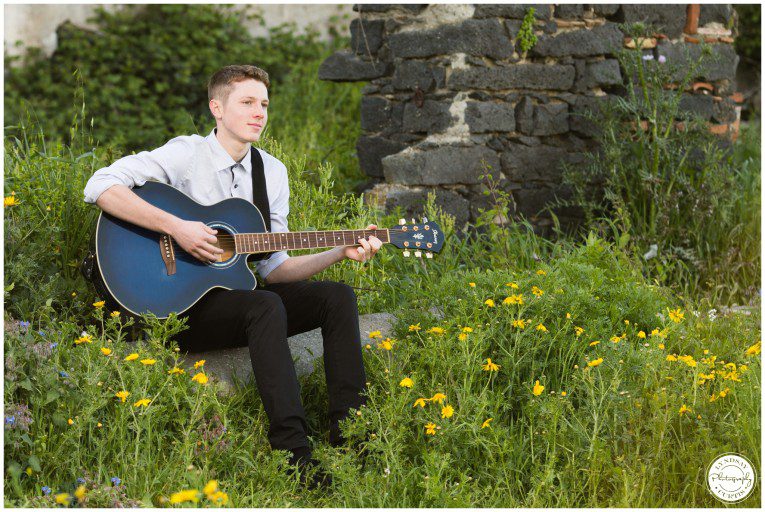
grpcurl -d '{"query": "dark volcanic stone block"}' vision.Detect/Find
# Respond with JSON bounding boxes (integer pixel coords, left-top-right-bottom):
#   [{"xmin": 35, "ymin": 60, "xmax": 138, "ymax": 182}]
[
  {"xmin": 532, "ymin": 103, "xmax": 569, "ymax": 135},
  {"xmin": 656, "ymin": 41, "xmax": 739, "ymax": 82},
  {"xmin": 402, "ymin": 101, "xmax": 454, "ymax": 133},
  {"xmin": 356, "ymin": 136, "xmax": 408, "ymax": 178},
  {"xmin": 390, "ymin": 19, "xmax": 514, "ymax": 59},
  {"xmin": 361, "ymin": 96, "xmax": 403, "ymax": 132},
  {"xmin": 351, "ymin": 19, "xmax": 385, "ymax": 55},
  {"xmin": 392, "ymin": 60, "xmax": 445, "ymax": 91},
  {"xmin": 621, "ymin": 5, "xmax": 688, "ymax": 38},
  {"xmin": 473, "ymin": 4, "xmax": 552, "ymax": 20},
  {"xmin": 319, "ymin": 51, "xmax": 390, "ymax": 81},
  {"xmin": 465, "ymin": 101, "xmax": 516, "ymax": 133},
  {"xmin": 531, "ymin": 23, "xmax": 623, "ymax": 57},
  {"xmin": 449, "ymin": 64, "xmax": 576, "ymax": 90},
  {"xmin": 383, "ymin": 145, "xmax": 500, "ymax": 185}
]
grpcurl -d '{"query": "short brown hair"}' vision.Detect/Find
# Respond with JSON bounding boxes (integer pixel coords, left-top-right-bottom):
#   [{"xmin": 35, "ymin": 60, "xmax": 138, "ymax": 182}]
[{"xmin": 207, "ymin": 65, "xmax": 270, "ymax": 103}]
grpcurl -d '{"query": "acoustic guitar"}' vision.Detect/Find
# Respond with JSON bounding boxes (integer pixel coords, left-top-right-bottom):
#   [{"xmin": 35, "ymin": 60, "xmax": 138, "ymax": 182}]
[{"xmin": 92, "ymin": 181, "xmax": 444, "ymax": 318}]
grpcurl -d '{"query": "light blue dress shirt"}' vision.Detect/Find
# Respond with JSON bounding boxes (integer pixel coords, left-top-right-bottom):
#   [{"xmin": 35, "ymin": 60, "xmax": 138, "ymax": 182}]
[{"xmin": 83, "ymin": 128, "xmax": 290, "ymax": 279}]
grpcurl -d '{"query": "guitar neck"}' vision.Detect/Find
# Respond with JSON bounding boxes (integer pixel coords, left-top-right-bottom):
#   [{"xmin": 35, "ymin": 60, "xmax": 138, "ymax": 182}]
[{"xmin": 234, "ymin": 229, "xmax": 391, "ymax": 254}]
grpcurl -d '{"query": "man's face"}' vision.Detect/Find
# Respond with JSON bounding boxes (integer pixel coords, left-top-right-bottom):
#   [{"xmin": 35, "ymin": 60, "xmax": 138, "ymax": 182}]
[{"xmin": 211, "ymin": 79, "xmax": 269, "ymax": 143}]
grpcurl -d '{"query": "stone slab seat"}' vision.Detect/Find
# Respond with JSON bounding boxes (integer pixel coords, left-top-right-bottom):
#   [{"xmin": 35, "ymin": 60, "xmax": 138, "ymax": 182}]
[{"xmin": 180, "ymin": 312, "xmax": 396, "ymax": 391}]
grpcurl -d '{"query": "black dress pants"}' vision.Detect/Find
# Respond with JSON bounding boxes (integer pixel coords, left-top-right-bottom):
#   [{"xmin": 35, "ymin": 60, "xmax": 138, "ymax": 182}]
[{"xmin": 174, "ymin": 280, "xmax": 367, "ymax": 451}]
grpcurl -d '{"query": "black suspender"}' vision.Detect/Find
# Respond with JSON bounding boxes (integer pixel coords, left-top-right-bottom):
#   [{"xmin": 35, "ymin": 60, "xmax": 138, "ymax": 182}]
[{"xmin": 249, "ymin": 147, "xmax": 274, "ymax": 261}]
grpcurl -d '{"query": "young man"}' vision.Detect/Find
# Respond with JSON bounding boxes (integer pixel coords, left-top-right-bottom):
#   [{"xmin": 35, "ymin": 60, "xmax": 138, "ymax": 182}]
[{"xmin": 83, "ymin": 64, "xmax": 382, "ymax": 489}]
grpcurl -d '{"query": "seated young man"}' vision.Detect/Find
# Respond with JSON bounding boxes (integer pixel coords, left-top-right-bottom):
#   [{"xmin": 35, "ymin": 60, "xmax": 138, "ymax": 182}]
[{"xmin": 83, "ymin": 64, "xmax": 382, "ymax": 489}]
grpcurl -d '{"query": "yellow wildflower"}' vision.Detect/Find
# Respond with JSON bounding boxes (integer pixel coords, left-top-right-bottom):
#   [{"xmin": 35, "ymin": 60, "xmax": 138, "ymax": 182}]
[
  {"xmin": 97, "ymin": 422, "xmax": 102, "ymax": 428},
  {"xmin": 75, "ymin": 334, "xmax": 93, "ymax": 345},
  {"xmin": 719, "ymin": 387, "xmax": 730, "ymax": 398},
  {"xmin": 574, "ymin": 326, "xmax": 584, "ymax": 337},
  {"xmin": 462, "ymin": 326, "xmax": 473, "ymax": 333},
  {"xmin": 369, "ymin": 330, "xmax": 383, "ymax": 339},
  {"xmin": 379, "ymin": 339, "xmax": 393, "ymax": 350},
  {"xmin": 399, "ymin": 377, "xmax": 414, "ymax": 388},
  {"xmin": 74, "ymin": 485, "xmax": 86, "ymax": 502},
  {"xmin": 506, "ymin": 282, "xmax": 519, "ymax": 289},
  {"xmin": 192, "ymin": 373, "xmax": 208, "ymax": 385},
  {"xmin": 532, "ymin": 380, "xmax": 544, "ymax": 396},
  {"xmin": 745, "ymin": 341, "xmax": 761, "ymax": 357},
  {"xmin": 133, "ymin": 398, "xmax": 151, "ymax": 408},
  {"xmin": 637, "ymin": 331, "xmax": 646, "ymax": 339},
  {"xmin": 110, "ymin": 311, "xmax": 120, "ymax": 318},
  {"xmin": 408, "ymin": 323, "xmax": 421, "ymax": 332},
  {"xmin": 536, "ymin": 323, "xmax": 548, "ymax": 333},
  {"xmin": 560, "ymin": 391, "xmax": 567, "ymax": 397},
  {"xmin": 209, "ymin": 491, "xmax": 228, "ymax": 505},
  {"xmin": 482, "ymin": 358, "xmax": 501, "ymax": 371},
  {"xmin": 512, "ymin": 319, "xmax": 527, "ymax": 329},
  {"xmin": 193, "ymin": 359, "xmax": 205, "ymax": 369},
  {"xmin": 168, "ymin": 367, "xmax": 184, "ymax": 375},
  {"xmin": 458, "ymin": 333, "xmax": 468, "ymax": 341},
  {"xmin": 531, "ymin": 286, "xmax": 544, "ymax": 296},
  {"xmin": 666, "ymin": 354, "xmax": 678, "ymax": 362},
  {"xmin": 426, "ymin": 327, "xmax": 445, "ymax": 335},
  {"xmin": 115, "ymin": 391, "xmax": 129, "ymax": 403},
  {"xmin": 203, "ymin": 480, "xmax": 218, "ymax": 497},
  {"xmin": 429, "ymin": 393, "xmax": 447, "ymax": 404},
  {"xmin": 425, "ymin": 422, "xmax": 437, "ymax": 435},
  {"xmin": 481, "ymin": 418, "xmax": 493, "ymax": 429},
  {"xmin": 658, "ymin": 343, "xmax": 665, "ymax": 350},
  {"xmin": 589, "ymin": 341, "xmax": 600, "ymax": 347},
  {"xmin": 441, "ymin": 405, "xmax": 454, "ymax": 418},
  {"xmin": 610, "ymin": 336, "xmax": 621, "ymax": 343},
  {"xmin": 536, "ymin": 269, "xmax": 547, "ymax": 275},
  {"xmin": 469, "ymin": 282, "xmax": 476, "ymax": 288},
  {"xmin": 54, "ymin": 493, "xmax": 71, "ymax": 505},
  {"xmin": 67, "ymin": 418, "xmax": 74, "ymax": 425},
  {"xmin": 365, "ymin": 344, "xmax": 371, "ymax": 349},
  {"xmin": 678, "ymin": 355, "xmax": 697, "ymax": 367},
  {"xmin": 587, "ymin": 358, "xmax": 604, "ymax": 367},
  {"xmin": 678, "ymin": 404, "xmax": 692, "ymax": 415},
  {"xmin": 93, "ymin": 301, "xmax": 105, "ymax": 309},
  {"xmin": 624, "ymin": 319, "xmax": 630, "ymax": 325},
  {"xmin": 503, "ymin": 294, "xmax": 524, "ymax": 305},
  {"xmin": 124, "ymin": 353, "xmax": 139, "ymax": 361},
  {"xmin": 650, "ymin": 328, "xmax": 661, "ymax": 337},
  {"xmin": 668, "ymin": 308, "xmax": 685, "ymax": 323},
  {"xmin": 140, "ymin": 358, "xmax": 157, "ymax": 365},
  {"xmin": 169, "ymin": 490, "xmax": 200, "ymax": 504},
  {"xmin": 4, "ymin": 195, "xmax": 19, "ymax": 208},
  {"xmin": 100, "ymin": 347, "xmax": 112, "ymax": 356},
  {"xmin": 566, "ymin": 312, "xmax": 572, "ymax": 319},
  {"xmin": 484, "ymin": 299, "xmax": 495, "ymax": 307},
  {"xmin": 413, "ymin": 398, "xmax": 427, "ymax": 408}
]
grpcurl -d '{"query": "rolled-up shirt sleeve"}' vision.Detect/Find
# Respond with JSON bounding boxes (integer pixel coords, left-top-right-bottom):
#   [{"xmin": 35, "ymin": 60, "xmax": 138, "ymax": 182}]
[
  {"xmin": 83, "ymin": 137, "xmax": 192, "ymax": 204},
  {"xmin": 256, "ymin": 160, "xmax": 290, "ymax": 280}
]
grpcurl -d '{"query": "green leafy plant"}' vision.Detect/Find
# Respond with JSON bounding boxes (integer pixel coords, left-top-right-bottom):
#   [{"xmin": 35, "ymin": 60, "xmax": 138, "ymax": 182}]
[{"xmin": 517, "ymin": 7, "xmax": 539, "ymax": 58}]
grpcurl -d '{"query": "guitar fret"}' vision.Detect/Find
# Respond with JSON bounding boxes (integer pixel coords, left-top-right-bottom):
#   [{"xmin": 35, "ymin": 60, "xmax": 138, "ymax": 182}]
[{"xmin": 234, "ymin": 229, "xmax": 390, "ymax": 254}]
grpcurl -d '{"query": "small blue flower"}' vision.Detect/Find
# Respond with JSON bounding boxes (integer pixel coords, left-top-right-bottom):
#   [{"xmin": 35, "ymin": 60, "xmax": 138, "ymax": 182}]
[
  {"xmin": 111, "ymin": 476, "xmax": 121, "ymax": 486},
  {"xmin": 59, "ymin": 370, "xmax": 68, "ymax": 379},
  {"xmin": 76, "ymin": 477, "xmax": 86, "ymax": 484},
  {"xmin": 50, "ymin": 343, "xmax": 58, "ymax": 350},
  {"xmin": 5, "ymin": 416, "xmax": 15, "ymax": 426},
  {"xmin": 42, "ymin": 486, "xmax": 51, "ymax": 495},
  {"xmin": 38, "ymin": 330, "xmax": 46, "ymax": 336},
  {"xmin": 19, "ymin": 321, "xmax": 30, "ymax": 332}
]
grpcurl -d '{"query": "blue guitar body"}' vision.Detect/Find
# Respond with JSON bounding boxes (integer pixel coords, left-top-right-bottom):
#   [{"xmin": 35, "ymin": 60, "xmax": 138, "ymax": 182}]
[{"xmin": 95, "ymin": 181, "xmax": 267, "ymax": 318}]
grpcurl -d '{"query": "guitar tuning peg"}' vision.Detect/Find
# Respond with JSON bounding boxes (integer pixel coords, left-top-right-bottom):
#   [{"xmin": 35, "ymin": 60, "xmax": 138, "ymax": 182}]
[
  {"xmin": 422, "ymin": 217, "xmax": 429, "ymax": 223},
  {"xmin": 411, "ymin": 218, "xmax": 416, "ymax": 224},
  {"xmin": 399, "ymin": 218, "xmax": 406, "ymax": 225},
  {"xmin": 403, "ymin": 250, "xmax": 410, "ymax": 257},
  {"xmin": 425, "ymin": 252, "xmax": 433, "ymax": 259},
  {"xmin": 414, "ymin": 250, "xmax": 422, "ymax": 258}
]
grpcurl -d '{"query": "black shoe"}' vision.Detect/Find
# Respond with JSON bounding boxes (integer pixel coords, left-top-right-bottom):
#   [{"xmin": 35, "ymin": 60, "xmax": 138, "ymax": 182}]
[{"xmin": 287, "ymin": 448, "xmax": 333, "ymax": 490}]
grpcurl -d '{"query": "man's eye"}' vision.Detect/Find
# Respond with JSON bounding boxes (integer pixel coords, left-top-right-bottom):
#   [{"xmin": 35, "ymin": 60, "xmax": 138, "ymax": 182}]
[{"xmin": 243, "ymin": 101, "xmax": 252, "ymax": 105}]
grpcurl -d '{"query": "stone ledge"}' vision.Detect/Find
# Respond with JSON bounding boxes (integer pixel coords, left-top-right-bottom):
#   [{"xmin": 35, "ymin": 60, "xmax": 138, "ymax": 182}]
[{"xmin": 180, "ymin": 312, "xmax": 396, "ymax": 392}]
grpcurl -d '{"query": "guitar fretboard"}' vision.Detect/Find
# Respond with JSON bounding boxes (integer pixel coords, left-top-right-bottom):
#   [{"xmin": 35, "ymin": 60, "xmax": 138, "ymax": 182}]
[{"xmin": 234, "ymin": 229, "xmax": 390, "ymax": 254}]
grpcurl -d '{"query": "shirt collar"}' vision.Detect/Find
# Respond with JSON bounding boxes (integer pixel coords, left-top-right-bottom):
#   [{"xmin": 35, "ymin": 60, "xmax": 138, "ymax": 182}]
[{"xmin": 206, "ymin": 128, "xmax": 252, "ymax": 173}]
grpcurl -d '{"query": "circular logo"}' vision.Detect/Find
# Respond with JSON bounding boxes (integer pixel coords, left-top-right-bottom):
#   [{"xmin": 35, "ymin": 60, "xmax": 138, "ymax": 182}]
[{"xmin": 706, "ymin": 453, "xmax": 757, "ymax": 503}]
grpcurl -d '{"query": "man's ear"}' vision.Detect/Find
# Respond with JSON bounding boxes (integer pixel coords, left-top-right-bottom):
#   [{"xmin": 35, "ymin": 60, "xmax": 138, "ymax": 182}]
[{"xmin": 209, "ymin": 98, "xmax": 223, "ymax": 120}]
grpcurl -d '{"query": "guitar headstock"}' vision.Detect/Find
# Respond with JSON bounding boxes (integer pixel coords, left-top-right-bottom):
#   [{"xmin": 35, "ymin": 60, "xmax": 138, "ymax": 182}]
[{"xmin": 387, "ymin": 218, "xmax": 444, "ymax": 258}]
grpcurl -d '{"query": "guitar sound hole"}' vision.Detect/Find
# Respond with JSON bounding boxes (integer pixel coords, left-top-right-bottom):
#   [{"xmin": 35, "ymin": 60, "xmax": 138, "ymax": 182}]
[{"xmin": 212, "ymin": 227, "xmax": 236, "ymax": 263}]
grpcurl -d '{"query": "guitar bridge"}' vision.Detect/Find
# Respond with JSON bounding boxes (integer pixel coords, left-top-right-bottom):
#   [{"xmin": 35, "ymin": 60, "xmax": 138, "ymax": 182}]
[{"xmin": 160, "ymin": 235, "xmax": 176, "ymax": 275}]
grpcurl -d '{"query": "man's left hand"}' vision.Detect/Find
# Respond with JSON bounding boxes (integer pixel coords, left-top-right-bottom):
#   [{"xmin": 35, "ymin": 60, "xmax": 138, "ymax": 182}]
[{"xmin": 344, "ymin": 224, "xmax": 383, "ymax": 263}]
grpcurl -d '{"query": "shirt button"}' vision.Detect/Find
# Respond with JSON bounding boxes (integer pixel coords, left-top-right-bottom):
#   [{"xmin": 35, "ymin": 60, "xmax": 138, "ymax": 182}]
[{"xmin": 234, "ymin": 184, "xmax": 238, "ymax": 188}]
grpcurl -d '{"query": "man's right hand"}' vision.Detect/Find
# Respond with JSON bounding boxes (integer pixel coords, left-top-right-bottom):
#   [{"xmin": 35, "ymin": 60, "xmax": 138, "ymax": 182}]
[{"xmin": 170, "ymin": 220, "xmax": 224, "ymax": 263}]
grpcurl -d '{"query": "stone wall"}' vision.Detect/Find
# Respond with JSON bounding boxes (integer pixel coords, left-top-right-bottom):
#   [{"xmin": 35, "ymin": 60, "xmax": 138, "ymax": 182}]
[{"xmin": 319, "ymin": 4, "xmax": 741, "ymax": 228}]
